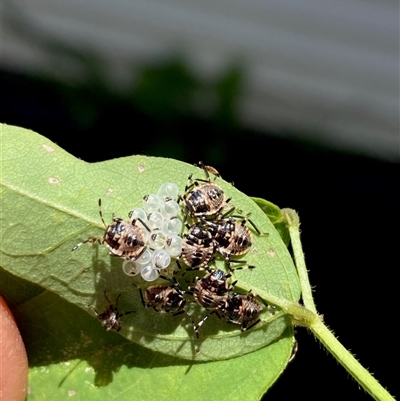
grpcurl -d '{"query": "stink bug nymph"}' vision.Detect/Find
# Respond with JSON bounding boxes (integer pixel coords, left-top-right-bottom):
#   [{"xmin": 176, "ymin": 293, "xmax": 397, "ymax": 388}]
[
  {"xmin": 194, "ymin": 292, "xmax": 262, "ymax": 337},
  {"xmin": 139, "ymin": 277, "xmax": 196, "ymax": 335},
  {"xmin": 207, "ymin": 217, "xmax": 253, "ymax": 257},
  {"xmin": 179, "ymin": 163, "xmax": 233, "ymax": 221},
  {"xmin": 206, "ymin": 215, "xmax": 264, "ymax": 270},
  {"xmin": 72, "ymin": 199, "xmax": 151, "ymax": 260},
  {"xmin": 189, "ymin": 269, "xmax": 236, "ymax": 311},
  {"xmin": 181, "ymin": 224, "xmax": 216, "ymax": 269},
  {"xmin": 93, "ymin": 291, "xmax": 133, "ymax": 332},
  {"xmin": 220, "ymin": 293, "xmax": 262, "ymax": 331},
  {"xmin": 141, "ymin": 283, "xmax": 187, "ymax": 315}
]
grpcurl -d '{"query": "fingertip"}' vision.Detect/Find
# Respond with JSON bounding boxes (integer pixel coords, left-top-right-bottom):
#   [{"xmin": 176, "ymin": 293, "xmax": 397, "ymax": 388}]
[{"xmin": 0, "ymin": 296, "xmax": 28, "ymax": 401}]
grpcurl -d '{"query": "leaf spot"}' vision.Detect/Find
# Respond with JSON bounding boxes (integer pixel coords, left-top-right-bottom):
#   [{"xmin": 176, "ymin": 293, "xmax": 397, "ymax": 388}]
[
  {"xmin": 267, "ymin": 248, "xmax": 276, "ymax": 257},
  {"xmin": 250, "ymin": 246, "xmax": 259, "ymax": 255},
  {"xmin": 42, "ymin": 143, "xmax": 55, "ymax": 153},
  {"xmin": 68, "ymin": 390, "xmax": 76, "ymax": 396},
  {"xmin": 138, "ymin": 163, "xmax": 145, "ymax": 173},
  {"xmin": 106, "ymin": 188, "xmax": 114, "ymax": 195},
  {"xmin": 48, "ymin": 177, "xmax": 59, "ymax": 185}
]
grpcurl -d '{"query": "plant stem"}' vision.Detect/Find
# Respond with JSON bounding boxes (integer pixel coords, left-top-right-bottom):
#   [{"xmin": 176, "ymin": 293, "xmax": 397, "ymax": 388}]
[
  {"xmin": 254, "ymin": 290, "xmax": 394, "ymax": 399},
  {"xmin": 282, "ymin": 208, "xmax": 317, "ymax": 313},
  {"xmin": 251, "ymin": 287, "xmax": 317, "ymax": 327},
  {"xmin": 311, "ymin": 318, "xmax": 394, "ymax": 401},
  {"xmin": 282, "ymin": 208, "xmax": 394, "ymax": 401}
]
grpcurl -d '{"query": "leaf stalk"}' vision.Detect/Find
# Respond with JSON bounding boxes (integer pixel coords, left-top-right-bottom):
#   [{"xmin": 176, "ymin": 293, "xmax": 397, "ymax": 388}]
[
  {"xmin": 282, "ymin": 208, "xmax": 316, "ymax": 313},
  {"xmin": 283, "ymin": 208, "xmax": 394, "ymax": 401}
]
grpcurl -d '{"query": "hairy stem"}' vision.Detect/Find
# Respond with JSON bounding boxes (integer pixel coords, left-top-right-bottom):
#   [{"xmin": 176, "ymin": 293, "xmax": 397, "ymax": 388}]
[
  {"xmin": 282, "ymin": 208, "xmax": 316, "ymax": 313},
  {"xmin": 311, "ymin": 318, "xmax": 394, "ymax": 401},
  {"xmin": 282, "ymin": 208, "xmax": 394, "ymax": 400}
]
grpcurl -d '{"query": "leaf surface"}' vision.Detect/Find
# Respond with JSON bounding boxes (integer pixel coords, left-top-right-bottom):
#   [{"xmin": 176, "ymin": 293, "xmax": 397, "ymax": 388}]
[
  {"xmin": 251, "ymin": 197, "xmax": 291, "ymax": 246},
  {"xmin": 1, "ymin": 124, "xmax": 300, "ymax": 399}
]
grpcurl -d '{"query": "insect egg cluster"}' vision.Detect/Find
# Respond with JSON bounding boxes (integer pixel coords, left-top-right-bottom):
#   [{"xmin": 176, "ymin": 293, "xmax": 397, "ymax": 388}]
[
  {"xmin": 74, "ymin": 164, "xmax": 268, "ymax": 337},
  {"xmin": 122, "ymin": 182, "xmax": 183, "ymax": 282}
]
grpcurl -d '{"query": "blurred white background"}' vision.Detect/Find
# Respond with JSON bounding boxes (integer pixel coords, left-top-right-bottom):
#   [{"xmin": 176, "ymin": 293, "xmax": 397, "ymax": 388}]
[{"xmin": 3, "ymin": 0, "xmax": 399, "ymax": 160}]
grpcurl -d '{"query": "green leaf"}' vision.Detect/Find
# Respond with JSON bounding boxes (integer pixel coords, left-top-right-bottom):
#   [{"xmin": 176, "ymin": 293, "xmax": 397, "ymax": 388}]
[
  {"xmin": 0, "ymin": 266, "xmax": 294, "ymax": 401},
  {"xmin": 251, "ymin": 197, "xmax": 291, "ymax": 247},
  {"xmin": 13, "ymin": 284, "xmax": 294, "ymax": 401},
  {"xmin": 1, "ymin": 124, "xmax": 300, "ymax": 399}
]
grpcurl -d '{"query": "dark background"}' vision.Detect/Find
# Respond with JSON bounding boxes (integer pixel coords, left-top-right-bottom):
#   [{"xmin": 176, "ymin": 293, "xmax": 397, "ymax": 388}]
[{"xmin": 1, "ymin": 57, "xmax": 398, "ymax": 399}]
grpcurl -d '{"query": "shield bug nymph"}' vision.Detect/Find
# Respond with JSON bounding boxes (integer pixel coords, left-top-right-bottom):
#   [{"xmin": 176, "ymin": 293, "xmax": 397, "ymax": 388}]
[
  {"xmin": 190, "ymin": 268, "xmax": 237, "ymax": 338},
  {"xmin": 208, "ymin": 217, "xmax": 252, "ymax": 256},
  {"xmin": 195, "ymin": 292, "xmax": 262, "ymax": 336},
  {"xmin": 92, "ymin": 291, "xmax": 134, "ymax": 332},
  {"xmin": 179, "ymin": 163, "xmax": 234, "ymax": 221},
  {"xmin": 189, "ymin": 269, "xmax": 236, "ymax": 311},
  {"xmin": 72, "ymin": 199, "xmax": 151, "ymax": 260},
  {"xmin": 180, "ymin": 224, "xmax": 216, "ymax": 269},
  {"xmin": 139, "ymin": 276, "xmax": 196, "ymax": 335},
  {"xmin": 219, "ymin": 293, "xmax": 262, "ymax": 331},
  {"xmin": 140, "ymin": 277, "xmax": 188, "ymax": 315},
  {"xmin": 209, "ymin": 217, "xmax": 251, "ymax": 252},
  {"xmin": 206, "ymin": 215, "xmax": 264, "ymax": 270}
]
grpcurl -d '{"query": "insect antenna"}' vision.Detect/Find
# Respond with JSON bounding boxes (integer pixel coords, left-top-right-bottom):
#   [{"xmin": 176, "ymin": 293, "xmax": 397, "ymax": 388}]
[{"xmin": 98, "ymin": 198, "xmax": 107, "ymax": 228}]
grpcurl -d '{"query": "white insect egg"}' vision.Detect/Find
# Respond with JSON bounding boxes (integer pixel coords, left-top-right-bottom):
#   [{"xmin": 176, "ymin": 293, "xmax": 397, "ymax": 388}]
[
  {"xmin": 134, "ymin": 248, "xmax": 152, "ymax": 266},
  {"xmin": 163, "ymin": 217, "xmax": 183, "ymax": 236},
  {"xmin": 165, "ymin": 235, "xmax": 183, "ymax": 257},
  {"xmin": 160, "ymin": 199, "xmax": 180, "ymax": 218},
  {"xmin": 122, "ymin": 259, "xmax": 141, "ymax": 276},
  {"xmin": 148, "ymin": 229, "xmax": 167, "ymax": 250},
  {"xmin": 152, "ymin": 249, "xmax": 171, "ymax": 270},
  {"xmin": 122, "ymin": 182, "xmax": 183, "ymax": 281},
  {"xmin": 141, "ymin": 265, "xmax": 160, "ymax": 282},
  {"xmin": 147, "ymin": 212, "xmax": 164, "ymax": 230},
  {"xmin": 142, "ymin": 194, "xmax": 161, "ymax": 213},
  {"xmin": 129, "ymin": 208, "xmax": 148, "ymax": 223},
  {"xmin": 157, "ymin": 182, "xmax": 179, "ymax": 199}
]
